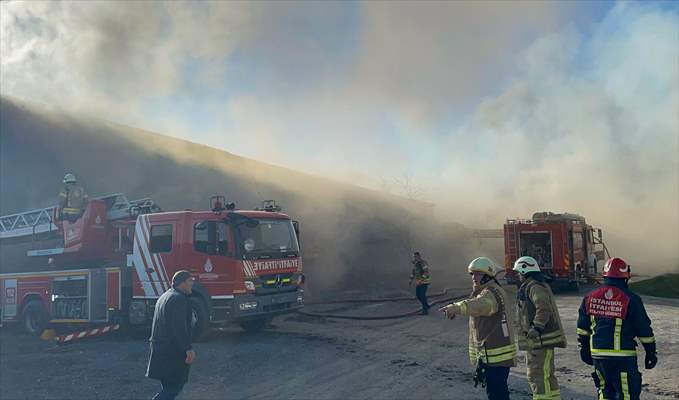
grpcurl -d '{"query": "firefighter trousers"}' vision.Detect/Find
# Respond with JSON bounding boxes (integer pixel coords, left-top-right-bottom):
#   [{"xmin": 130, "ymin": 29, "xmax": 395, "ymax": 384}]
[
  {"xmin": 526, "ymin": 348, "xmax": 560, "ymax": 399},
  {"xmin": 592, "ymin": 358, "xmax": 642, "ymax": 400}
]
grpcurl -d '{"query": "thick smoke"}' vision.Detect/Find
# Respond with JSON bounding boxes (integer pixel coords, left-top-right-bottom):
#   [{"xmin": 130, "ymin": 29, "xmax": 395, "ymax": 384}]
[
  {"xmin": 438, "ymin": 4, "xmax": 679, "ymax": 274},
  {"xmin": 2, "ymin": 2, "xmax": 677, "ymax": 275}
]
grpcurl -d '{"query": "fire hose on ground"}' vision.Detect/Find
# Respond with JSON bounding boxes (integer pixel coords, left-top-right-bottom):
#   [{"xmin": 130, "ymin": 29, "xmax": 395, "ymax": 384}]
[{"xmin": 296, "ymin": 287, "xmax": 470, "ymax": 321}]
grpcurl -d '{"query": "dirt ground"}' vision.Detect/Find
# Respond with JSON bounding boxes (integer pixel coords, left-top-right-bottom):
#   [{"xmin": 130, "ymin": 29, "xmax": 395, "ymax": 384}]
[{"xmin": 1, "ymin": 287, "xmax": 678, "ymax": 400}]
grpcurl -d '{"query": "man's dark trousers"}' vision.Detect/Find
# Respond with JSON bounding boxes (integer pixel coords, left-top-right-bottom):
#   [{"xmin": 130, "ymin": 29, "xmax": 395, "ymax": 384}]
[
  {"xmin": 415, "ymin": 283, "xmax": 430, "ymax": 313},
  {"xmin": 152, "ymin": 380, "xmax": 185, "ymax": 400},
  {"xmin": 485, "ymin": 366, "xmax": 510, "ymax": 400}
]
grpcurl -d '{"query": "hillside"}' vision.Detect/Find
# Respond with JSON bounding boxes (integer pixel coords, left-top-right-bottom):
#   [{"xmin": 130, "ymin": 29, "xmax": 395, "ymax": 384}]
[{"xmin": 0, "ymin": 96, "xmax": 478, "ymax": 293}]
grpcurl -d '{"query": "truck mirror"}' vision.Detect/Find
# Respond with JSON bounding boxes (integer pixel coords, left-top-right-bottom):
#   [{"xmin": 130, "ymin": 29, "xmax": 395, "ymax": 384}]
[
  {"xmin": 292, "ymin": 221, "xmax": 300, "ymax": 238},
  {"xmin": 597, "ymin": 228, "xmax": 602, "ymax": 241}
]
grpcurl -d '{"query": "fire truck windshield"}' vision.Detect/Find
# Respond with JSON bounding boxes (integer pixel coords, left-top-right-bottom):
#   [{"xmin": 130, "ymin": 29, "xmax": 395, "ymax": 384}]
[{"xmin": 235, "ymin": 218, "xmax": 299, "ymax": 258}]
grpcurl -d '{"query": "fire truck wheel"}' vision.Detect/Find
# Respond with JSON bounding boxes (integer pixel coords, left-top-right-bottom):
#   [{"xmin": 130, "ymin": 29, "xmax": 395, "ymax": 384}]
[
  {"xmin": 21, "ymin": 300, "xmax": 47, "ymax": 336},
  {"xmin": 189, "ymin": 296, "xmax": 209, "ymax": 342},
  {"xmin": 239, "ymin": 316, "xmax": 272, "ymax": 333}
]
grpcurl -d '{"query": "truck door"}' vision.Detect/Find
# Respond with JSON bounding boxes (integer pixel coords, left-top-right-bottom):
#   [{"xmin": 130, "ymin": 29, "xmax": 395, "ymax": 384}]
[{"xmin": 191, "ymin": 220, "xmax": 236, "ymax": 296}]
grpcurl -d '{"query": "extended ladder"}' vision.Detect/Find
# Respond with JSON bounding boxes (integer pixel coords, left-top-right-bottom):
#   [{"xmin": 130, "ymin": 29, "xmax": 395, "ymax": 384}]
[{"xmin": 0, "ymin": 193, "xmax": 160, "ymax": 239}]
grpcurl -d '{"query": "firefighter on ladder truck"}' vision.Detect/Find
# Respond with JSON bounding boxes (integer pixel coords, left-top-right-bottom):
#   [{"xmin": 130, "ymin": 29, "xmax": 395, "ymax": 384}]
[
  {"xmin": 58, "ymin": 173, "xmax": 88, "ymax": 223},
  {"xmin": 577, "ymin": 257, "xmax": 657, "ymax": 400}
]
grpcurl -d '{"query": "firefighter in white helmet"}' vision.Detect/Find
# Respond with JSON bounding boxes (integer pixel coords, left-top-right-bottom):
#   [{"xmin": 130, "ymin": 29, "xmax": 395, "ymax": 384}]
[
  {"xmin": 440, "ymin": 257, "xmax": 517, "ymax": 400},
  {"xmin": 58, "ymin": 173, "xmax": 88, "ymax": 223},
  {"xmin": 514, "ymin": 256, "xmax": 567, "ymax": 400}
]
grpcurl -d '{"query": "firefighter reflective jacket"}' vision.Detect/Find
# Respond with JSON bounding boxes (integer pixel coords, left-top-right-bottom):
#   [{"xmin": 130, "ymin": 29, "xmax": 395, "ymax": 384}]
[
  {"xmin": 577, "ymin": 279, "xmax": 655, "ymax": 358},
  {"xmin": 453, "ymin": 281, "xmax": 517, "ymax": 367},
  {"xmin": 411, "ymin": 259, "xmax": 431, "ymax": 285},
  {"xmin": 59, "ymin": 184, "xmax": 88, "ymax": 215},
  {"xmin": 517, "ymin": 277, "xmax": 567, "ymax": 350}
]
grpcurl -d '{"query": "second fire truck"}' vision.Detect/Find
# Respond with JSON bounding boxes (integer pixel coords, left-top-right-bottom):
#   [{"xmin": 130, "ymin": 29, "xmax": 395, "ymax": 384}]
[{"xmin": 504, "ymin": 211, "xmax": 607, "ymax": 289}]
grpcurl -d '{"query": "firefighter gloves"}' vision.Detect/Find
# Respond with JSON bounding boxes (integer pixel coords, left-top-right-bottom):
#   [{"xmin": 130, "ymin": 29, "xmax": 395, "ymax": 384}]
[
  {"xmin": 526, "ymin": 327, "xmax": 541, "ymax": 340},
  {"xmin": 643, "ymin": 342, "xmax": 657, "ymax": 369}
]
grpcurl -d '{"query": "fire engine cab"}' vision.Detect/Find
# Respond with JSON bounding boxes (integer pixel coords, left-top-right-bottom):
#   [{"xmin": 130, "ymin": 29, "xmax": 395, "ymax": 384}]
[
  {"xmin": 0, "ymin": 194, "xmax": 304, "ymax": 339},
  {"xmin": 504, "ymin": 211, "xmax": 607, "ymax": 289}
]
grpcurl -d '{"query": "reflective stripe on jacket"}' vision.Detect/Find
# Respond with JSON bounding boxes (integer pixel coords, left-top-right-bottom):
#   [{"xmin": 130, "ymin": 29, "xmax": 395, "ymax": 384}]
[
  {"xmin": 517, "ymin": 278, "xmax": 567, "ymax": 350},
  {"xmin": 454, "ymin": 282, "xmax": 517, "ymax": 367}
]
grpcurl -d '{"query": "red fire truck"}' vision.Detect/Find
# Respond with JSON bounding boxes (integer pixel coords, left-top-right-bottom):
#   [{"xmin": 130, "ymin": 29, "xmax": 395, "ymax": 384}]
[
  {"xmin": 0, "ymin": 194, "xmax": 304, "ymax": 339},
  {"xmin": 504, "ymin": 211, "xmax": 607, "ymax": 289}
]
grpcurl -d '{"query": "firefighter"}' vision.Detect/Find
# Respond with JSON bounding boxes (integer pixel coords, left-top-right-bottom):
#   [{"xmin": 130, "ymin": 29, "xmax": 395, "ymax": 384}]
[
  {"xmin": 440, "ymin": 257, "xmax": 517, "ymax": 400},
  {"xmin": 409, "ymin": 251, "xmax": 431, "ymax": 315},
  {"xmin": 58, "ymin": 173, "xmax": 88, "ymax": 223},
  {"xmin": 513, "ymin": 256, "xmax": 566, "ymax": 400},
  {"xmin": 577, "ymin": 257, "xmax": 657, "ymax": 400}
]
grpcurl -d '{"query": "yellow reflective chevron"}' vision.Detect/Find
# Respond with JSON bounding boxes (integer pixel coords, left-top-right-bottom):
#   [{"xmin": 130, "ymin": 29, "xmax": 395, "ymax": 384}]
[
  {"xmin": 614, "ymin": 318, "xmax": 622, "ymax": 351},
  {"xmin": 621, "ymin": 372, "xmax": 630, "ymax": 400},
  {"xmin": 540, "ymin": 330, "xmax": 563, "ymax": 339},
  {"xmin": 543, "ymin": 349, "xmax": 553, "ymax": 399},
  {"xmin": 638, "ymin": 336, "xmax": 655, "ymax": 344},
  {"xmin": 591, "ymin": 348, "xmax": 637, "ymax": 357},
  {"xmin": 540, "ymin": 335, "xmax": 567, "ymax": 346},
  {"xmin": 485, "ymin": 343, "xmax": 517, "ymax": 355},
  {"xmin": 595, "ymin": 370, "xmax": 606, "ymax": 400},
  {"xmin": 590, "ymin": 316, "xmax": 597, "ymax": 334},
  {"xmin": 476, "ymin": 343, "xmax": 517, "ymax": 364}
]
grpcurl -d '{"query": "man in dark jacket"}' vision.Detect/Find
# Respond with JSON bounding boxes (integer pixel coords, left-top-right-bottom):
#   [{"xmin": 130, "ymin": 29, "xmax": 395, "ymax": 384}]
[
  {"xmin": 577, "ymin": 257, "xmax": 656, "ymax": 400},
  {"xmin": 147, "ymin": 271, "xmax": 196, "ymax": 400}
]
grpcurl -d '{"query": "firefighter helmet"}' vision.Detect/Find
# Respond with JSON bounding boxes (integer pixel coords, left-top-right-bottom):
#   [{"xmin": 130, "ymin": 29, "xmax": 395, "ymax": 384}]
[
  {"xmin": 513, "ymin": 256, "xmax": 541, "ymax": 274},
  {"xmin": 603, "ymin": 257, "xmax": 631, "ymax": 279},
  {"xmin": 63, "ymin": 173, "xmax": 76, "ymax": 184},
  {"xmin": 468, "ymin": 257, "xmax": 496, "ymax": 277}
]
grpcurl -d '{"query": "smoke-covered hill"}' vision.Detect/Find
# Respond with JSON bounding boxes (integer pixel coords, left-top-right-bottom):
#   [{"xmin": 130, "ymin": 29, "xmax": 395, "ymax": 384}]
[{"xmin": 0, "ymin": 96, "xmax": 483, "ymax": 294}]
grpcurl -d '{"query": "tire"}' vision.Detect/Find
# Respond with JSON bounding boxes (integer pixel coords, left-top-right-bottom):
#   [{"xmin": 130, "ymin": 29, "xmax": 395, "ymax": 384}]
[
  {"xmin": 22, "ymin": 300, "xmax": 47, "ymax": 336},
  {"xmin": 239, "ymin": 316, "xmax": 271, "ymax": 333},
  {"xmin": 189, "ymin": 296, "xmax": 210, "ymax": 342}
]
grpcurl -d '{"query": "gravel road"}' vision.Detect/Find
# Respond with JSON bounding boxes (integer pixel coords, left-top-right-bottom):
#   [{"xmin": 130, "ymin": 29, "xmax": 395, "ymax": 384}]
[{"xmin": 1, "ymin": 287, "xmax": 677, "ymax": 400}]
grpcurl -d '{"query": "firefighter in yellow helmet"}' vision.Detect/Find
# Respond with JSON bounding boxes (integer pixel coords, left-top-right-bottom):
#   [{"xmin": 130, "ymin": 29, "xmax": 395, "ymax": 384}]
[
  {"xmin": 513, "ymin": 256, "xmax": 567, "ymax": 400},
  {"xmin": 58, "ymin": 173, "xmax": 88, "ymax": 223},
  {"xmin": 440, "ymin": 257, "xmax": 517, "ymax": 400}
]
